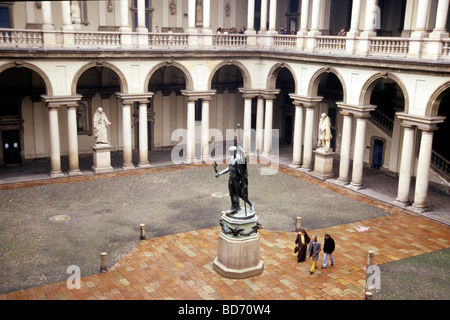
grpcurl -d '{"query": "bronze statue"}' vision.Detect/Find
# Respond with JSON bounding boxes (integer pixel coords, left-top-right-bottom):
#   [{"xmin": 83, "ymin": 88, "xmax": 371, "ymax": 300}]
[{"xmin": 215, "ymin": 145, "xmax": 254, "ymax": 215}]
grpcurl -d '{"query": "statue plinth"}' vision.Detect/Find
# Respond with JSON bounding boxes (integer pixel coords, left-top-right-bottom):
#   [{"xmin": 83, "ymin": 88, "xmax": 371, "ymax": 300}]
[
  {"xmin": 213, "ymin": 210, "xmax": 264, "ymax": 279},
  {"xmin": 91, "ymin": 143, "xmax": 114, "ymax": 174},
  {"xmin": 311, "ymin": 148, "xmax": 335, "ymax": 180}
]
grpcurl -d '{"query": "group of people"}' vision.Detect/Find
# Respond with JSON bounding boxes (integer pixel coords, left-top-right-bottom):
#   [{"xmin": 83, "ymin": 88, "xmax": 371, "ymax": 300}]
[
  {"xmin": 295, "ymin": 229, "xmax": 335, "ymax": 275},
  {"xmin": 216, "ymin": 27, "xmax": 246, "ymax": 34}
]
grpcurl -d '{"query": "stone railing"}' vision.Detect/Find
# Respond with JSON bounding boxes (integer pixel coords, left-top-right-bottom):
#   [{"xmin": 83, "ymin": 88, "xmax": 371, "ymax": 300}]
[
  {"xmin": 370, "ymin": 37, "xmax": 409, "ymax": 55},
  {"xmin": 0, "ymin": 28, "xmax": 44, "ymax": 47},
  {"xmin": 148, "ymin": 32, "xmax": 188, "ymax": 47},
  {"xmin": 0, "ymin": 27, "xmax": 449, "ymax": 61},
  {"xmin": 316, "ymin": 36, "xmax": 346, "ymax": 52},
  {"xmin": 212, "ymin": 34, "xmax": 247, "ymax": 48},
  {"xmin": 74, "ymin": 31, "xmax": 121, "ymax": 47},
  {"xmin": 431, "ymin": 150, "xmax": 450, "ymax": 180}
]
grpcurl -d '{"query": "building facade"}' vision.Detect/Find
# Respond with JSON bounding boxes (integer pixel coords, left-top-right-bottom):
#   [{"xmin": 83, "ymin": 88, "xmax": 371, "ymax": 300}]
[{"xmin": 0, "ymin": 0, "xmax": 449, "ymax": 212}]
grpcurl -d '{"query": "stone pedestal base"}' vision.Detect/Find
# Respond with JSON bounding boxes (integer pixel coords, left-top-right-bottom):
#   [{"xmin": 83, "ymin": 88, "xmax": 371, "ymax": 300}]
[
  {"xmin": 213, "ymin": 212, "xmax": 264, "ymax": 279},
  {"xmin": 91, "ymin": 144, "xmax": 113, "ymax": 174},
  {"xmin": 311, "ymin": 149, "xmax": 335, "ymax": 180}
]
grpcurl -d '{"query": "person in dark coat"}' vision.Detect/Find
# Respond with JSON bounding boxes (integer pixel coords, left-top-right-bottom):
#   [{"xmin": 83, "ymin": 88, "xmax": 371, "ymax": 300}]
[
  {"xmin": 295, "ymin": 229, "xmax": 310, "ymax": 262},
  {"xmin": 322, "ymin": 233, "xmax": 335, "ymax": 268}
]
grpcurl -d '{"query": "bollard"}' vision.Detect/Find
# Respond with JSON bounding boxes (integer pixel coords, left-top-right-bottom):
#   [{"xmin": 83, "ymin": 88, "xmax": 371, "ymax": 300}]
[
  {"xmin": 367, "ymin": 250, "xmax": 374, "ymax": 266},
  {"xmin": 100, "ymin": 252, "xmax": 108, "ymax": 273},
  {"xmin": 140, "ymin": 224, "xmax": 146, "ymax": 240},
  {"xmin": 296, "ymin": 217, "xmax": 302, "ymax": 231},
  {"xmin": 365, "ymin": 291, "xmax": 373, "ymax": 300}
]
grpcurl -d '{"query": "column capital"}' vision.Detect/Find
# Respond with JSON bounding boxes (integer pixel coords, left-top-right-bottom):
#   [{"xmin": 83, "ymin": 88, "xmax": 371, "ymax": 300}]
[
  {"xmin": 41, "ymin": 94, "xmax": 83, "ymax": 108},
  {"xmin": 238, "ymin": 88, "xmax": 260, "ymax": 99},
  {"xmin": 115, "ymin": 92, "xmax": 154, "ymax": 104},
  {"xmin": 396, "ymin": 112, "xmax": 446, "ymax": 131},
  {"xmin": 289, "ymin": 94, "xmax": 323, "ymax": 107},
  {"xmin": 336, "ymin": 102, "xmax": 376, "ymax": 117},
  {"xmin": 181, "ymin": 90, "xmax": 216, "ymax": 101},
  {"xmin": 260, "ymin": 89, "xmax": 280, "ymax": 100}
]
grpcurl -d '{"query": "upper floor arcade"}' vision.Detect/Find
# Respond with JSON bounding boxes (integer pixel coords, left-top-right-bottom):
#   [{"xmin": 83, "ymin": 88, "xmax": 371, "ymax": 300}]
[{"xmin": 0, "ymin": 0, "xmax": 448, "ymax": 61}]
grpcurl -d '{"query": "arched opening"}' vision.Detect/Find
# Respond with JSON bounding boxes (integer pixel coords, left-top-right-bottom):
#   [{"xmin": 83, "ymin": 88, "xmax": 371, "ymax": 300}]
[
  {"xmin": 148, "ymin": 65, "xmax": 188, "ymax": 151},
  {"xmin": 75, "ymin": 65, "xmax": 121, "ymax": 156},
  {"xmin": 273, "ymin": 67, "xmax": 295, "ymax": 146},
  {"xmin": 432, "ymin": 88, "xmax": 450, "ymax": 179},
  {"xmin": 316, "ymin": 72, "xmax": 344, "ymax": 152},
  {"xmin": 0, "ymin": 67, "xmax": 47, "ymax": 166}
]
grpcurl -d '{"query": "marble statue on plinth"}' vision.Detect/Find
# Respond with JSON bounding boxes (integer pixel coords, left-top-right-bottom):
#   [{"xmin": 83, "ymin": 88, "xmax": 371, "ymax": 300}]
[
  {"xmin": 318, "ymin": 112, "xmax": 332, "ymax": 152},
  {"xmin": 93, "ymin": 107, "xmax": 111, "ymax": 145}
]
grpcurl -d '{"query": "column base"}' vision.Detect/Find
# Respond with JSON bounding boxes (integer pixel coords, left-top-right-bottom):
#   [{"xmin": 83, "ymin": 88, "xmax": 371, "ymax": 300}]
[
  {"xmin": 411, "ymin": 203, "xmax": 429, "ymax": 213},
  {"xmin": 393, "ymin": 199, "xmax": 411, "ymax": 207},
  {"xmin": 289, "ymin": 162, "xmax": 301, "ymax": 169},
  {"xmin": 348, "ymin": 182, "xmax": 364, "ymax": 191},
  {"xmin": 68, "ymin": 169, "xmax": 82, "ymax": 176},
  {"xmin": 121, "ymin": 163, "xmax": 135, "ymax": 170},
  {"xmin": 50, "ymin": 171, "xmax": 65, "ymax": 178},
  {"xmin": 138, "ymin": 162, "xmax": 151, "ymax": 168}
]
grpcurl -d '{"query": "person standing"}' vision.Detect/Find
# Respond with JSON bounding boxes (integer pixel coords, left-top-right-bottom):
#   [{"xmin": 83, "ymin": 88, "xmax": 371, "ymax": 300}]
[
  {"xmin": 306, "ymin": 235, "xmax": 321, "ymax": 274},
  {"xmin": 295, "ymin": 229, "xmax": 310, "ymax": 262},
  {"xmin": 322, "ymin": 233, "xmax": 335, "ymax": 269}
]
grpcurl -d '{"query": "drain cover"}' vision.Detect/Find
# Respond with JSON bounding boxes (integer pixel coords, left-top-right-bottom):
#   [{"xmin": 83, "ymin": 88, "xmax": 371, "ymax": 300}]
[{"xmin": 49, "ymin": 215, "xmax": 71, "ymax": 222}]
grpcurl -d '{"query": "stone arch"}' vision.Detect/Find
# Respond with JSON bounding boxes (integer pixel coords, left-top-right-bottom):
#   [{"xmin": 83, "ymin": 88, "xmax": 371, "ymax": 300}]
[
  {"xmin": 426, "ymin": 81, "xmax": 450, "ymax": 117},
  {"xmin": 207, "ymin": 60, "xmax": 251, "ymax": 90},
  {"xmin": 145, "ymin": 61, "xmax": 194, "ymax": 92},
  {"xmin": 359, "ymin": 72, "xmax": 409, "ymax": 112},
  {"xmin": 0, "ymin": 61, "xmax": 52, "ymax": 95},
  {"xmin": 266, "ymin": 62, "xmax": 297, "ymax": 91},
  {"xmin": 308, "ymin": 67, "xmax": 347, "ymax": 102},
  {"xmin": 71, "ymin": 61, "xmax": 128, "ymax": 95}
]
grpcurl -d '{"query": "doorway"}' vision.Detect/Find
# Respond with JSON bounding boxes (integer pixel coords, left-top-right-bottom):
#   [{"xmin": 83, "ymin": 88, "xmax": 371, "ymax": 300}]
[
  {"xmin": 372, "ymin": 138, "xmax": 384, "ymax": 169},
  {"xmin": 2, "ymin": 130, "xmax": 21, "ymax": 165}
]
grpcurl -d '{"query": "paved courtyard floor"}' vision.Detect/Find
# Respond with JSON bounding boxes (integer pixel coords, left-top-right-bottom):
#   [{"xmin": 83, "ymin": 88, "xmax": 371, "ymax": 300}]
[{"xmin": 1, "ymin": 157, "xmax": 449, "ymax": 303}]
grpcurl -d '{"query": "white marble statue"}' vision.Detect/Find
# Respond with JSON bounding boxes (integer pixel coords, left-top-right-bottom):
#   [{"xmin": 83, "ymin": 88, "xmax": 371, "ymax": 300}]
[
  {"xmin": 318, "ymin": 113, "xmax": 332, "ymax": 152},
  {"xmin": 93, "ymin": 107, "xmax": 111, "ymax": 144}
]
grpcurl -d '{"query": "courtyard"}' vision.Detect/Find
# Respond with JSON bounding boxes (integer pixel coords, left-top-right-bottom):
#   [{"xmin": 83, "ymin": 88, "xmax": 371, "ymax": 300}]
[{"xmin": 0, "ymin": 156, "xmax": 449, "ymax": 301}]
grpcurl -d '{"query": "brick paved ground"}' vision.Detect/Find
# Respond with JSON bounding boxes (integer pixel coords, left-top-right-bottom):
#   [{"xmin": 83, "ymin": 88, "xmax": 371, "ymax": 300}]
[{"xmin": 1, "ymin": 207, "xmax": 448, "ymax": 301}]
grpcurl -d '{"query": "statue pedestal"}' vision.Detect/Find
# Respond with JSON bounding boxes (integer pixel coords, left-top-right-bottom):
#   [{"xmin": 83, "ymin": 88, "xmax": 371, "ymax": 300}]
[
  {"xmin": 311, "ymin": 148, "xmax": 335, "ymax": 180},
  {"xmin": 213, "ymin": 210, "xmax": 264, "ymax": 279},
  {"xmin": 91, "ymin": 143, "xmax": 114, "ymax": 174}
]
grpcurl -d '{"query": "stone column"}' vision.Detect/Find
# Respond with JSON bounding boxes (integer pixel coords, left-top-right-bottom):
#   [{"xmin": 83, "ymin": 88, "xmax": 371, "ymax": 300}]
[
  {"xmin": 268, "ymin": 0, "xmax": 277, "ymax": 33},
  {"xmin": 186, "ymin": 98, "xmax": 196, "ymax": 162},
  {"xmin": 48, "ymin": 106, "xmax": 62, "ymax": 177},
  {"xmin": 188, "ymin": 0, "xmax": 197, "ymax": 32},
  {"xmin": 431, "ymin": 0, "xmax": 450, "ymax": 38},
  {"xmin": 291, "ymin": 102, "xmax": 304, "ymax": 168},
  {"xmin": 362, "ymin": 0, "xmax": 377, "ymax": 36},
  {"xmin": 41, "ymin": 1, "xmax": 54, "ymax": 30},
  {"xmin": 396, "ymin": 123, "xmax": 416, "ymax": 204},
  {"xmin": 203, "ymin": 0, "xmax": 212, "ymax": 33},
  {"xmin": 299, "ymin": 0, "xmax": 310, "ymax": 35},
  {"xmin": 338, "ymin": 111, "xmax": 353, "ymax": 184},
  {"xmin": 261, "ymin": 91, "xmax": 279, "ymax": 157},
  {"xmin": 122, "ymin": 102, "xmax": 133, "ymax": 169},
  {"xmin": 137, "ymin": 0, "xmax": 147, "ymax": 31},
  {"xmin": 138, "ymin": 100, "xmax": 150, "ymax": 167},
  {"xmin": 412, "ymin": 0, "xmax": 431, "ymax": 37},
  {"xmin": 260, "ymin": 0, "xmax": 268, "ymax": 32},
  {"xmin": 309, "ymin": 0, "xmax": 321, "ymax": 35},
  {"xmin": 61, "ymin": 1, "xmax": 73, "ymax": 31},
  {"xmin": 302, "ymin": 105, "xmax": 315, "ymax": 171},
  {"xmin": 413, "ymin": 128, "xmax": 435, "ymax": 209},
  {"xmin": 247, "ymin": 0, "xmax": 255, "ymax": 31},
  {"xmin": 350, "ymin": 115, "xmax": 369, "ymax": 188},
  {"xmin": 67, "ymin": 104, "xmax": 81, "ymax": 175},
  {"xmin": 348, "ymin": 0, "xmax": 361, "ymax": 36},
  {"xmin": 256, "ymin": 95, "xmax": 265, "ymax": 155},
  {"xmin": 201, "ymin": 97, "xmax": 211, "ymax": 160}
]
